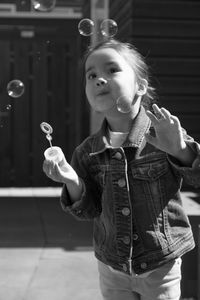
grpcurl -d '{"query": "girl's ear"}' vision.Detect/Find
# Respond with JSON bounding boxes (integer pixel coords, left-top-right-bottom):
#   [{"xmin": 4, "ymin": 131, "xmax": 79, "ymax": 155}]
[{"xmin": 136, "ymin": 79, "xmax": 148, "ymax": 96}]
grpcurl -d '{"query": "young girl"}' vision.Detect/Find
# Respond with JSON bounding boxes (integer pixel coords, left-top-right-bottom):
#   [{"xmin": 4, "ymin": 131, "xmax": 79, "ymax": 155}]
[{"xmin": 43, "ymin": 39, "xmax": 200, "ymax": 300}]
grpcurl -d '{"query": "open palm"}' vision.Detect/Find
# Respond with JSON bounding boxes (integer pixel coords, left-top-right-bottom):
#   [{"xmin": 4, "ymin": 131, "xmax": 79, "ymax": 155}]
[{"xmin": 145, "ymin": 104, "xmax": 186, "ymax": 157}]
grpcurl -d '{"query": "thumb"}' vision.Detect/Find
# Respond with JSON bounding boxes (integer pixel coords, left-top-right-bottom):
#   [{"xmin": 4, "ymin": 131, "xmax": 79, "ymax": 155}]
[
  {"xmin": 53, "ymin": 162, "xmax": 66, "ymax": 182},
  {"xmin": 145, "ymin": 133, "xmax": 157, "ymax": 147},
  {"xmin": 61, "ymin": 153, "xmax": 68, "ymax": 164}
]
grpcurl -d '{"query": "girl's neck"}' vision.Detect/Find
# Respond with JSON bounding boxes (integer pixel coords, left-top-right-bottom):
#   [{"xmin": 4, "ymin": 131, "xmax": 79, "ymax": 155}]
[
  {"xmin": 106, "ymin": 107, "xmax": 140, "ymax": 133},
  {"xmin": 107, "ymin": 115, "xmax": 131, "ymax": 132}
]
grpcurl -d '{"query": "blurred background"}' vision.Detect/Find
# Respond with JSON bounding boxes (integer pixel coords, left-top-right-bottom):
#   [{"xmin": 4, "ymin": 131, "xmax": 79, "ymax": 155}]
[{"xmin": 0, "ymin": 0, "xmax": 199, "ymax": 299}]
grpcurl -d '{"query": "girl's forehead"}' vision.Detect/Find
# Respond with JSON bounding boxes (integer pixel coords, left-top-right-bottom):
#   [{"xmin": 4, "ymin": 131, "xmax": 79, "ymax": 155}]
[{"xmin": 85, "ymin": 47, "xmax": 128, "ymax": 68}]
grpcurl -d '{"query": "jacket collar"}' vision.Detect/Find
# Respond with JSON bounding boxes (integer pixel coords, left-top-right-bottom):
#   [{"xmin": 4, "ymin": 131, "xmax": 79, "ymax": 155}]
[{"xmin": 90, "ymin": 106, "xmax": 151, "ymax": 155}]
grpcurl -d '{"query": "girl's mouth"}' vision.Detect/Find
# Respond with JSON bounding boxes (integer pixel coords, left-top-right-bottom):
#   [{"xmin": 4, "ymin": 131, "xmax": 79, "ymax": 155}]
[{"xmin": 97, "ymin": 90, "xmax": 109, "ymax": 96}]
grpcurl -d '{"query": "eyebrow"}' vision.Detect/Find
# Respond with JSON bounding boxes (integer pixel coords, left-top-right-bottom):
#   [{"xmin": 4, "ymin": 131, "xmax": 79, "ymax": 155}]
[
  {"xmin": 85, "ymin": 66, "xmax": 94, "ymax": 74},
  {"xmin": 85, "ymin": 61, "xmax": 118, "ymax": 74}
]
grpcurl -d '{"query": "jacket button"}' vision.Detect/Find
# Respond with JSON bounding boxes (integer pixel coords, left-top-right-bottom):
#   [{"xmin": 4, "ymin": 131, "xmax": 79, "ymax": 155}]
[
  {"xmin": 114, "ymin": 152, "xmax": 122, "ymax": 160},
  {"xmin": 148, "ymin": 169, "xmax": 155, "ymax": 178},
  {"xmin": 122, "ymin": 236, "xmax": 130, "ymax": 244},
  {"xmin": 141, "ymin": 262, "xmax": 147, "ymax": 270},
  {"xmin": 122, "ymin": 207, "xmax": 130, "ymax": 216},
  {"xmin": 133, "ymin": 234, "xmax": 138, "ymax": 240},
  {"xmin": 118, "ymin": 178, "xmax": 126, "ymax": 187}
]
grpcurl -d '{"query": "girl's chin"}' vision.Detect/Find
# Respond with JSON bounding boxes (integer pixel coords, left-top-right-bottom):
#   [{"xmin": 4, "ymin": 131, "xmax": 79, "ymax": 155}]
[{"xmin": 94, "ymin": 104, "xmax": 116, "ymax": 113}]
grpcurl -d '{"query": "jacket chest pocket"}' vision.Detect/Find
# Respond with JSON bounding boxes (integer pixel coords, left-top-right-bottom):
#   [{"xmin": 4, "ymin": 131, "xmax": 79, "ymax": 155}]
[
  {"xmin": 130, "ymin": 158, "xmax": 170, "ymax": 209},
  {"xmin": 131, "ymin": 159, "xmax": 168, "ymax": 182}
]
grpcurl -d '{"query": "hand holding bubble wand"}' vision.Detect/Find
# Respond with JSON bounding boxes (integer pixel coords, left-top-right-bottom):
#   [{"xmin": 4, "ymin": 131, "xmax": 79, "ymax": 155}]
[{"xmin": 40, "ymin": 122, "xmax": 80, "ymax": 187}]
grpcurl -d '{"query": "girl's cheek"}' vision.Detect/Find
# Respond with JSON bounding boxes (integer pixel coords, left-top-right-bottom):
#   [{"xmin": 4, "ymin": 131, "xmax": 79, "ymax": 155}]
[{"xmin": 85, "ymin": 84, "xmax": 90, "ymax": 95}]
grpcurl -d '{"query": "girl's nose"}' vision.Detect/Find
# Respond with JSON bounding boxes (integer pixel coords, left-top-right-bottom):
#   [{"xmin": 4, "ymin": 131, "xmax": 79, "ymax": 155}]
[{"xmin": 96, "ymin": 77, "xmax": 107, "ymax": 87}]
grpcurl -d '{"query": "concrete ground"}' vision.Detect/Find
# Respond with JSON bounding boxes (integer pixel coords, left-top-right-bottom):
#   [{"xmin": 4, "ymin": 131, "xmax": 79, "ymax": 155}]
[
  {"xmin": 0, "ymin": 188, "xmax": 102, "ymax": 300},
  {"xmin": 0, "ymin": 188, "xmax": 199, "ymax": 300}
]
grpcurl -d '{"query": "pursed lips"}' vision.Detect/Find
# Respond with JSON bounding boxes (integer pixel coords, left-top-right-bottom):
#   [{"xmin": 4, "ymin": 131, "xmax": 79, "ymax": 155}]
[{"xmin": 96, "ymin": 90, "xmax": 109, "ymax": 96}]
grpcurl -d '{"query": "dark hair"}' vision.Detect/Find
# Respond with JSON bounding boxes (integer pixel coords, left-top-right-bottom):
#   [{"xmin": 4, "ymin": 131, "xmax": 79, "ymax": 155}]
[{"xmin": 84, "ymin": 39, "xmax": 157, "ymax": 110}]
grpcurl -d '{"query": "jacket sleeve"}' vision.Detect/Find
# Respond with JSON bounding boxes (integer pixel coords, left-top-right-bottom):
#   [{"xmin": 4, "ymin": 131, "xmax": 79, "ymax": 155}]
[
  {"xmin": 167, "ymin": 131, "xmax": 200, "ymax": 188},
  {"xmin": 60, "ymin": 146, "xmax": 102, "ymax": 220}
]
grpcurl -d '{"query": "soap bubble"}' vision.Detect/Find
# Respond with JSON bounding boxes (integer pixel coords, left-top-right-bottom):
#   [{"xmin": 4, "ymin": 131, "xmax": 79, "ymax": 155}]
[
  {"xmin": 7, "ymin": 80, "xmax": 25, "ymax": 98},
  {"xmin": 32, "ymin": 0, "xmax": 56, "ymax": 12},
  {"xmin": 78, "ymin": 18, "xmax": 95, "ymax": 36},
  {"xmin": 116, "ymin": 96, "xmax": 132, "ymax": 113},
  {"xmin": 100, "ymin": 19, "xmax": 118, "ymax": 37}
]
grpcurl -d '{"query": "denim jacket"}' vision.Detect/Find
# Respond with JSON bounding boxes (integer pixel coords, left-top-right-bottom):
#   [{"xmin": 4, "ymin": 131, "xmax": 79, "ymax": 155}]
[{"xmin": 60, "ymin": 106, "xmax": 200, "ymax": 275}]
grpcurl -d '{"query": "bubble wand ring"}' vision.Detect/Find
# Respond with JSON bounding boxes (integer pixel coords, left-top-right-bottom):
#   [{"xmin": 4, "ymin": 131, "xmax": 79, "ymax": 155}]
[{"xmin": 40, "ymin": 122, "xmax": 53, "ymax": 148}]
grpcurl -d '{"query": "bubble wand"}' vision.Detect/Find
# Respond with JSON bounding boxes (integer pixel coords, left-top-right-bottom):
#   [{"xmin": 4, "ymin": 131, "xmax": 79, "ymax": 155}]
[
  {"xmin": 40, "ymin": 122, "xmax": 53, "ymax": 147},
  {"xmin": 40, "ymin": 122, "xmax": 64, "ymax": 164}
]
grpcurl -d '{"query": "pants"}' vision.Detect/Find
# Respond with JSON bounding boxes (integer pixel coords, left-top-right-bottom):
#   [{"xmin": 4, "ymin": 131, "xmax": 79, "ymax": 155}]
[{"xmin": 98, "ymin": 258, "xmax": 182, "ymax": 300}]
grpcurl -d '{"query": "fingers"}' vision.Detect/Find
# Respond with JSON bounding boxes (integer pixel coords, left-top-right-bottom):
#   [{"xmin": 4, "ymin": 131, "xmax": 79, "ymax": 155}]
[
  {"xmin": 43, "ymin": 160, "xmax": 57, "ymax": 179},
  {"xmin": 145, "ymin": 109, "xmax": 159, "ymax": 124},
  {"xmin": 43, "ymin": 160, "xmax": 50, "ymax": 175},
  {"xmin": 152, "ymin": 104, "xmax": 172, "ymax": 120},
  {"xmin": 146, "ymin": 104, "xmax": 174, "ymax": 124},
  {"xmin": 146, "ymin": 104, "xmax": 164, "ymax": 125},
  {"xmin": 145, "ymin": 132, "xmax": 157, "ymax": 147},
  {"xmin": 170, "ymin": 115, "xmax": 181, "ymax": 127},
  {"xmin": 160, "ymin": 107, "xmax": 171, "ymax": 121},
  {"xmin": 152, "ymin": 104, "xmax": 164, "ymax": 119}
]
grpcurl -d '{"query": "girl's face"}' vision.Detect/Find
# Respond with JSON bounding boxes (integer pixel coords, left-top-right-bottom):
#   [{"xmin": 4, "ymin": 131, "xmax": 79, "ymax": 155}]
[{"xmin": 85, "ymin": 48, "xmax": 139, "ymax": 114}]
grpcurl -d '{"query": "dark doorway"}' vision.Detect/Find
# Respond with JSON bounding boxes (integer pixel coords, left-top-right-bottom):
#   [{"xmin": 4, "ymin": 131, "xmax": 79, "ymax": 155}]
[{"xmin": 0, "ymin": 18, "xmax": 89, "ymax": 186}]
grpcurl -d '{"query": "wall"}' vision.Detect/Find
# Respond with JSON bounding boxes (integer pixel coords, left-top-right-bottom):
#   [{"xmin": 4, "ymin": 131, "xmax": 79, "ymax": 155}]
[{"xmin": 110, "ymin": 0, "xmax": 200, "ymax": 143}]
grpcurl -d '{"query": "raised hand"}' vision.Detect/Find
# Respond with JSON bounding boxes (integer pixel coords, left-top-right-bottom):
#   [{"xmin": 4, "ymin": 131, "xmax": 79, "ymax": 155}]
[{"xmin": 145, "ymin": 104, "xmax": 195, "ymax": 166}]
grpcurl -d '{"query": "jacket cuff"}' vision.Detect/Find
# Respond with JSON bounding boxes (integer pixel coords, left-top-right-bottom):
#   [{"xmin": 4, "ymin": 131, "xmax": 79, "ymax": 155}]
[
  {"xmin": 167, "ymin": 141, "xmax": 200, "ymax": 187},
  {"xmin": 60, "ymin": 181, "xmax": 86, "ymax": 218}
]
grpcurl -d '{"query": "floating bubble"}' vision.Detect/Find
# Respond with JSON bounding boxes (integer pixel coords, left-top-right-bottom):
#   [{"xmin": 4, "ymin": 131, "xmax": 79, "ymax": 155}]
[
  {"xmin": 78, "ymin": 18, "xmax": 95, "ymax": 36},
  {"xmin": 31, "ymin": 0, "xmax": 56, "ymax": 12},
  {"xmin": 100, "ymin": 19, "xmax": 118, "ymax": 38},
  {"xmin": 7, "ymin": 80, "xmax": 25, "ymax": 98},
  {"xmin": 116, "ymin": 96, "xmax": 132, "ymax": 113}
]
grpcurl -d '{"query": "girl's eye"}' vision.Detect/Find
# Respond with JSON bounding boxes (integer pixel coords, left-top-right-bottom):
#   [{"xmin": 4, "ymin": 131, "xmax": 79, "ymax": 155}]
[
  {"xmin": 87, "ymin": 73, "xmax": 96, "ymax": 80},
  {"xmin": 109, "ymin": 67, "xmax": 119, "ymax": 73}
]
